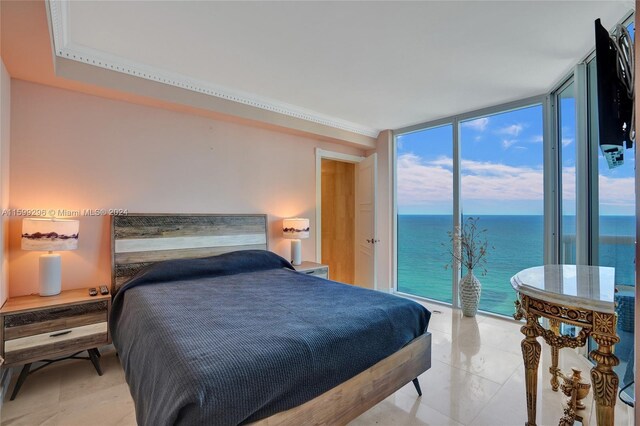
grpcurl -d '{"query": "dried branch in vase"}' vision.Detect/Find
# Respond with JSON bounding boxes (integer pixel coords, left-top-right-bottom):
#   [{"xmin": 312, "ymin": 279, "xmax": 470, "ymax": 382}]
[{"xmin": 443, "ymin": 217, "xmax": 493, "ymax": 276}]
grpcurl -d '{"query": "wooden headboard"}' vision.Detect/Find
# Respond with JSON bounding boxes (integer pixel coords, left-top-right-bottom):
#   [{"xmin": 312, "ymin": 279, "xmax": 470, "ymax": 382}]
[{"xmin": 111, "ymin": 214, "xmax": 268, "ymax": 294}]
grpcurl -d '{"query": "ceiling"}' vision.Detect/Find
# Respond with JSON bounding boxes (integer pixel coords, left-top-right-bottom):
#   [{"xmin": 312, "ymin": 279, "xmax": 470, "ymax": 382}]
[{"xmin": 35, "ymin": 1, "xmax": 640, "ymax": 136}]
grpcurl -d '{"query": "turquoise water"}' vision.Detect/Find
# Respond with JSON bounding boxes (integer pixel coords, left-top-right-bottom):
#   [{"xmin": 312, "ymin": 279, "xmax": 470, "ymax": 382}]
[{"xmin": 397, "ymin": 215, "xmax": 635, "ymax": 316}]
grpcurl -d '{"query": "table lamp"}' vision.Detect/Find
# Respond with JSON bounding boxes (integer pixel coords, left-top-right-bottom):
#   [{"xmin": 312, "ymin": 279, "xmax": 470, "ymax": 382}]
[
  {"xmin": 22, "ymin": 218, "xmax": 79, "ymax": 296},
  {"xmin": 283, "ymin": 218, "xmax": 309, "ymax": 266}
]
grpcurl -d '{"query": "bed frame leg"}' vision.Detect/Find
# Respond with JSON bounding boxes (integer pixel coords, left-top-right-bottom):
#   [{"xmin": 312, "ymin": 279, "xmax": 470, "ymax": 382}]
[
  {"xmin": 412, "ymin": 378, "xmax": 422, "ymax": 396},
  {"xmin": 88, "ymin": 348, "xmax": 103, "ymax": 376},
  {"xmin": 10, "ymin": 363, "xmax": 31, "ymax": 400}
]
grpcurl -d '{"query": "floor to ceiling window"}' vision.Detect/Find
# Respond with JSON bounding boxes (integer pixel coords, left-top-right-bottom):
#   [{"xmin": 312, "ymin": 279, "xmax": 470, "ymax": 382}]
[
  {"xmin": 394, "ymin": 11, "xmax": 634, "ymax": 400},
  {"xmin": 460, "ymin": 105, "xmax": 544, "ymax": 315},
  {"xmin": 557, "ymin": 81, "xmax": 577, "ymax": 264},
  {"xmin": 395, "ymin": 102, "xmax": 545, "ymax": 316},
  {"xmin": 396, "ymin": 124, "xmax": 453, "ymax": 303}
]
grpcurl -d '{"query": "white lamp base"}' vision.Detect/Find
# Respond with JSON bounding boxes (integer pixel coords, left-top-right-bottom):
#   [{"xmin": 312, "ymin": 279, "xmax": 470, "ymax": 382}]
[
  {"xmin": 290, "ymin": 239, "xmax": 302, "ymax": 266},
  {"xmin": 39, "ymin": 253, "xmax": 61, "ymax": 296}
]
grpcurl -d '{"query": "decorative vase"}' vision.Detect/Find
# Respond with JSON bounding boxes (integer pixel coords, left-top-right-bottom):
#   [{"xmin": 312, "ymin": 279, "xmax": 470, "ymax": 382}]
[{"xmin": 460, "ymin": 269, "xmax": 481, "ymax": 317}]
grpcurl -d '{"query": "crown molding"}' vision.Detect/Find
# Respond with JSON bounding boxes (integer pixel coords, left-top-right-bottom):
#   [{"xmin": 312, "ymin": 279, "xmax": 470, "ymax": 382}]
[{"xmin": 47, "ymin": 0, "xmax": 379, "ymax": 138}]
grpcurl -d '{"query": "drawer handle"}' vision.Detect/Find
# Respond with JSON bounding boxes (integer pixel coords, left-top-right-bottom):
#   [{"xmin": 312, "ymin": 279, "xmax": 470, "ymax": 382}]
[
  {"xmin": 49, "ymin": 330, "xmax": 72, "ymax": 338},
  {"xmin": 305, "ymin": 271, "xmax": 315, "ymax": 274}
]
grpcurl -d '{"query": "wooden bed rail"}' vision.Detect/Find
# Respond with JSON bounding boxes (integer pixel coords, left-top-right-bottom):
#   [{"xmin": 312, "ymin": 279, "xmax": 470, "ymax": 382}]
[{"xmin": 249, "ymin": 332, "xmax": 432, "ymax": 425}]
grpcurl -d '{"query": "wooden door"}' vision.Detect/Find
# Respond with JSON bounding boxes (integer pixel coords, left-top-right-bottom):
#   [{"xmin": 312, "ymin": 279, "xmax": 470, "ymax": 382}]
[
  {"xmin": 321, "ymin": 159, "xmax": 355, "ymax": 284},
  {"xmin": 355, "ymin": 154, "xmax": 377, "ymax": 289}
]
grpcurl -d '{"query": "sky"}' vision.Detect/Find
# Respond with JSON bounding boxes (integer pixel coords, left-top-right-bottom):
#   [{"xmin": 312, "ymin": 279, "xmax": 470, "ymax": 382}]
[{"xmin": 396, "ymin": 100, "xmax": 635, "ymax": 216}]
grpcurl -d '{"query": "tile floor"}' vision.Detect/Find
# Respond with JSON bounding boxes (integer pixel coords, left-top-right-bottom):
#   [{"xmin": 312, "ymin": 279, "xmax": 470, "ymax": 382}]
[{"xmin": 0, "ymin": 300, "xmax": 634, "ymax": 426}]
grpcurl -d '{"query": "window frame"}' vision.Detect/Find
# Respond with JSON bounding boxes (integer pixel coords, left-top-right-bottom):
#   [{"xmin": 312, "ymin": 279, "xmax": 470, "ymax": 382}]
[{"xmin": 393, "ymin": 95, "xmax": 547, "ymax": 310}]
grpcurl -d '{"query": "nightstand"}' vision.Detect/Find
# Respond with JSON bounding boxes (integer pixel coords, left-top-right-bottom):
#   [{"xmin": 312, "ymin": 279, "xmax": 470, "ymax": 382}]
[
  {"xmin": 0, "ymin": 288, "xmax": 111, "ymax": 400},
  {"xmin": 294, "ymin": 261, "xmax": 330, "ymax": 279}
]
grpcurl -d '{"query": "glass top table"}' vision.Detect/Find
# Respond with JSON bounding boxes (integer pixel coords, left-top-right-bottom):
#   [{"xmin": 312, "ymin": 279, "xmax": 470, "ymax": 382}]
[
  {"xmin": 511, "ymin": 264, "xmax": 619, "ymax": 426},
  {"xmin": 511, "ymin": 264, "xmax": 616, "ymax": 314}
]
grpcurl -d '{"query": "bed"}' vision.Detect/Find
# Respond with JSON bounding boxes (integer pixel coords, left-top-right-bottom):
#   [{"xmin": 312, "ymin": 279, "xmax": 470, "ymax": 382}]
[{"xmin": 110, "ymin": 214, "xmax": 432, "ymax": 425}]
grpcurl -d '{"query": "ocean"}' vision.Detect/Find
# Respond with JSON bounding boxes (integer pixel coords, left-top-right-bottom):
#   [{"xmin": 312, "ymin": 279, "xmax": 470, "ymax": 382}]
[{"xmin": 397, "ymin": 215, "xmax": 635, "ymax": 316}]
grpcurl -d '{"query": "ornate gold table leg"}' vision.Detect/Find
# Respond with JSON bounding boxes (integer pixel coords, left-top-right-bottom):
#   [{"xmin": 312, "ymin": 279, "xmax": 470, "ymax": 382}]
[
  {"xmin": 589, "ymin": 312, "xmax": 620, "ymax": 426},
  {"xmin": 520, "ymin": 312, "xmax": 541, "ymax": 426},
  {"xmin": 549, "ymin": 318, "xmax": 561, "ymax": 392}
]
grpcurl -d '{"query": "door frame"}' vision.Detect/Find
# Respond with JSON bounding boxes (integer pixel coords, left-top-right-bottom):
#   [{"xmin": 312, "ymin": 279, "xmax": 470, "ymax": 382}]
[{"xmin": 315, "ymin": 148, "xmax": 365, "ymax": 264}]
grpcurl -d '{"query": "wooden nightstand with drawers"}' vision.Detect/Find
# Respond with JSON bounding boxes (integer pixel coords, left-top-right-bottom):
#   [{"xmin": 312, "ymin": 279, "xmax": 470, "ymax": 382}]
[
  {"xmin": 0, "ymin": 288, "xmax": 111, "ymax": 400},
  {"xmin": 294, "ymin": 261, "xmax": 330, "ymax": 279}
]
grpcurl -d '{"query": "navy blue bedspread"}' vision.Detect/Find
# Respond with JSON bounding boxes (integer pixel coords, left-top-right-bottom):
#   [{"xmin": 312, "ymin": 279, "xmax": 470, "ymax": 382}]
[{"xmin": 110, "ymin": 250, "xmax": 431, "ymax": 426}]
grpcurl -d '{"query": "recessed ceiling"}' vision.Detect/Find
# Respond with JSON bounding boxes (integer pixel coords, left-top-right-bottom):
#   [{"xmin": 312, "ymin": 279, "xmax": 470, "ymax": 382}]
[{"xmin": 50, "ymin": 1, "xmax": 633, "ymax": 135}]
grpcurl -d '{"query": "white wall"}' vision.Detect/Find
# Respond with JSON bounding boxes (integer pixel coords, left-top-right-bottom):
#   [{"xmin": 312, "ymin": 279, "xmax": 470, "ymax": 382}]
[{"xmin": 9, "ymin": 80, "xmax": 364, "ymax": 296}]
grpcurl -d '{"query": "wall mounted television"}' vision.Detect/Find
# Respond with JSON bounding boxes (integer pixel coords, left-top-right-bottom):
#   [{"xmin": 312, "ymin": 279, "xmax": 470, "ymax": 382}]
[{"xmin": 594, "ymin": 18, "xmax": 634, "ymax": 169}]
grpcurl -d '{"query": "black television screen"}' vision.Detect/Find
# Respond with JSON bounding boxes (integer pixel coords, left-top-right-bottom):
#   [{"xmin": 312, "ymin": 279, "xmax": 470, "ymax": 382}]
[{"xmin": 594, "ymin": 18, "xmax": 633, "ymax": 169}]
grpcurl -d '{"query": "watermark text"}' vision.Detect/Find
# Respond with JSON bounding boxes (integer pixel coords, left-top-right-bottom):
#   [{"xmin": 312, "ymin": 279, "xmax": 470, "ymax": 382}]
[{"xmin": 1, "ymin": 208, "xmax": 129, "ymax": 217}]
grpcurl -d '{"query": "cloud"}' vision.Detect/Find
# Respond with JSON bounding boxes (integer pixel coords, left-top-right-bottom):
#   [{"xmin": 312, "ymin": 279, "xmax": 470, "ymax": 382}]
[
  {"xmin": 428, "ymin": 156, "xmax": 453, "ymax": 168},
  {"xmin": 502, "ymin": 139, "xmax": 518, "ymax": 149},
  {"xmin": 561, "ymin": 167, "xmax": 576, "ymax": 200},
  {"xmin": 462, "ymin": 117, "xmax": 489, "ymax": 132},
  {"xmin": 531, "ymin": 135, "xmax": 544, "ymax": 143},
  {"xmin": 397, "ymin": 154, "xmax": 544, "ymax": 206},
  {"xmin": 562, "ymin": 138, "xmax": 573, "ymax": 147},
  {"xmin": 396, "ymin": 154, "xmax": 454, "ymax": 204},
  {"xmin": 598, "ymin": 174, "xmax": 635, "ymax": 207},
  {"xmin": 562, "ymin": 166, "xmax": 635, "ymax": 216},
  {"xmin": 397, "ymin": 154, "xmax": 634, "ymax": 213},
  {"xmin": 497, "ymin": 124, "xmax": 524, "ymax": 136},
  {"xmin": 461, "ymin": 159, "xmax": 544, "ymax": 201}
]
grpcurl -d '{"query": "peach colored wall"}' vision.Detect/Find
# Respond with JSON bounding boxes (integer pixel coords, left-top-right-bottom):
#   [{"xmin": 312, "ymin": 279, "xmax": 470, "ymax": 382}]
[
  {"xmin": 9, "ymin": 80, "xmax": 365, "ymax": 296},
  {"xmin": 0, "ymin": 59, "xmax": 10, "ymax": 305},
  {"xmin": 368, "ymin": 130, "xmax": 393, "ymax": 293}
]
